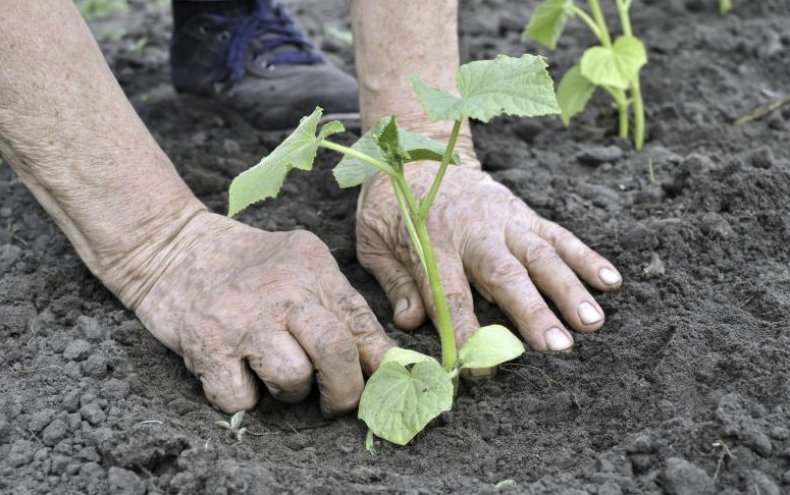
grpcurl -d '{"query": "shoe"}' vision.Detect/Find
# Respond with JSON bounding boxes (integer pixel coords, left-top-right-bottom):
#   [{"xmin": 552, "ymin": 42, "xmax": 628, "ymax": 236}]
[{"xmin": 170, "ymin": 0, "xmax": 359, "ymax": 131}]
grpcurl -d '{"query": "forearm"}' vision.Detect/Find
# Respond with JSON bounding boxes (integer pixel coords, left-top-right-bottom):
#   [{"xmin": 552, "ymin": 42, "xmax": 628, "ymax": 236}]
[
  {"xmin": 349, "ymin": 0, "xmax": 478, "ymax": 168},
  {"xmin": 0, "ymin": 0, "xmax": 205, "ymax": 308}
]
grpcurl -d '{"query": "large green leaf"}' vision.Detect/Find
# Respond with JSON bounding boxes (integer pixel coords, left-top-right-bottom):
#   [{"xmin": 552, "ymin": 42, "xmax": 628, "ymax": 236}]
[
  {"xmin": 381, "ymin": 347, "xmax": 436, "ymax": 367},
  {"xmin": 358, "ymin": 360, "xmax": 453, "ymax": 445},
  {"xmin": 556, "ymin": 64, "xmax": 597, "ymax": 125},
  {"xmin": 459, "ymin": 325, "xmax": 525, "ymax": 369},
  {"xmin": 522, "ymin": 0, "xmax": 575, "ymax": 50},
  {"xmin": 228, "ymin": 107, "xmax": 344, "ymax": 217},
  {"xmin": 580, "ymin": 36, "xmax": 646, "ymax": 90},
  {"xmin": 411, "ymin": 54, "xmax": 560, "ymax": 123},
  {"xmin": 333, "ymin": 117, "xmax": 458, "ymax": 188}
]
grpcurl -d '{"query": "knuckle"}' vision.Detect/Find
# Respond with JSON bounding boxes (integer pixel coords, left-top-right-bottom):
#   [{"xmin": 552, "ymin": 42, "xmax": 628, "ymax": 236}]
[
  {"xmin": 526, "ymin": 240, "xmax": 559, "ymax": 266},
  {"xmin": 488, "ymin": 260, "xmax": 524, "ymax": 285}
]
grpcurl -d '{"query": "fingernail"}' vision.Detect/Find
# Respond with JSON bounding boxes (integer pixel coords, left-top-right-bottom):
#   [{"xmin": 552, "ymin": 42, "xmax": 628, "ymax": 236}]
[
  {"xmin": 578, "ymin": 302, "xmax": 603, "ymax": 325},
  {"xmin": 465, "ymin": 367, "xmax": 496, "ymax": 379},
  {"xmin": 545, "ymin": 327, "xmax": 573, "ymax": 351},
  {"xmin": 394, "ymin": 298, "xmax": 409, "ymax": 315},
  {"xmin": 599, "ymin": 267, "xmax": 622, "ymax": 286}
]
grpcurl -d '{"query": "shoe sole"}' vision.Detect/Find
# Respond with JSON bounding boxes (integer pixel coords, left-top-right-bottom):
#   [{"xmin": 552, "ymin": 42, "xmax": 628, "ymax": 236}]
[{"xmin": 130, "ymin": 85, "xmax": 361, "ymax": 132}]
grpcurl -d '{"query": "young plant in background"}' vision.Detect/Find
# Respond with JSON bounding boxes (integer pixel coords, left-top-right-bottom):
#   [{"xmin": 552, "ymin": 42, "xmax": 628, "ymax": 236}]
[
  {"xmin": 719, "ymin": 0, "xmax": 732, "ymax": 14},
  {"xmin": 227, "ymin": 54, "xmax": 560, "ymax": 447},
  {"xmin": 523, "ymin": 0, "xmax": 647, "ymax": 150}
]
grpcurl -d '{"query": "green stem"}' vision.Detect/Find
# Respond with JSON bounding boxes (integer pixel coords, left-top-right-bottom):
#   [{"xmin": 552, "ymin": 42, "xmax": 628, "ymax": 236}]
[
  {"xmin": 614, "ymin": 0, "xmax": 633, "ymax": 37},
  {"xmin": 614, "ymin": 0, "xmax": 645, "ymax": 149},
  {"xmin": 570, "ymin": 5, "xmax": 603, "ymax": 43},
  {"xmin": 391, "ymin": 177, "xmax": 426, "ymax": 270},
  {"xmin": 319, "ymin": 140, "xmax": 395, "ymax": 178},
  {"xmin": 586, "ymin": 0, "xmax": 612, "ymax": 47},
  {"xmin": 414, "ymin": 219, "xmax": 457, "ymax": 370},
  {"xmin": 417, "ymin": 119, "xmax": 462, "ymax": 221},
  {"xmin": 630, "ymin": 79, "xmax": 645, "ymax": 150},
  {"xmin": 604, "ymin": 86, "xmax": 630, "ymax": 138}
]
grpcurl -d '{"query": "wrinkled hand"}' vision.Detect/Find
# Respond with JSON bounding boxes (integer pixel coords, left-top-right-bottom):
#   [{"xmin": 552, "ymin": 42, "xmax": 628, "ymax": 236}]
[
  {"xmin": 357, "ymin": 161, "xmax": 622, "ymax": 368},
  {"xmin": 132, "ymin": 213, "xmax": 394, "ymax": 415}
]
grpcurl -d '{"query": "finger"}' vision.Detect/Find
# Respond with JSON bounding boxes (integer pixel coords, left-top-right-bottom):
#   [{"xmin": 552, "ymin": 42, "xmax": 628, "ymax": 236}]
[
  {"xmin": 466, "ymin": 239, "xmax": 575, "ymax": 353},
  {"xmin": 532, "ymin": 215, "xmax": 622, "ymax": 291},
  {"xmin": 507, "ymin": 220, "xmax": 606, "ymax": 333},
  {"xmin": 320, "ymin": 273, "xmax": 397, "ymax": 374},
  {"xmin": 246, "ymin": 329, "xmax": 313, "ymax": 403},
  {"xmin": 357, "ymin": 228, "xmax": 426, "ymax": 330},
  {"xmin": 287, "ymin": 304, "xmax": 364, "ymax": 417},
  {"xmin": 186, "ymin": 354, "xmax": 259, "ymax": 414}
]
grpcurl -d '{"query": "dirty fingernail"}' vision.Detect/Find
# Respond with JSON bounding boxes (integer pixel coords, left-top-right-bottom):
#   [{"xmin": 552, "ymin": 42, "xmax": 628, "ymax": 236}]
[
  {"xmin": 394, "ymin": 298, "xmax": 409, "ymax": 315},
  {"xmin": 465, "ymin": 367, "xmax": 496, "ymax": 379},
  {"xmin": 578, "ymin": 302, "xmax": 603, "ymax": 325},
  {"xmin": 545, "ymin": 327, "xmax": 573, "ymax": 351},
  {"xmin": 599, "ymin": 267, "xmax": 622, "ymax": 286}
]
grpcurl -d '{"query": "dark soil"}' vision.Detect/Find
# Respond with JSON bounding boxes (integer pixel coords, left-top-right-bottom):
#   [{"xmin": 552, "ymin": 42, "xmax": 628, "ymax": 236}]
[{"xmin": 2, "ymin": 0, "xmax": 790, "ymax": 493}]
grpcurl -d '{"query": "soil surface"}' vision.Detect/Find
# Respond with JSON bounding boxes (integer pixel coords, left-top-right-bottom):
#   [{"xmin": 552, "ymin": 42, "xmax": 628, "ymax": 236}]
[{"xmin": 2, "ymin": 0, "xmax": 790, "ymax": 493}]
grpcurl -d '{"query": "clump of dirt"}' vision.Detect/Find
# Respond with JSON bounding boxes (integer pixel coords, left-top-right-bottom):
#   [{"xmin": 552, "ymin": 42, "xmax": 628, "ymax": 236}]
[{"xmin": 1, "ymin": 0, "xmax": 789, "ymax": 493}]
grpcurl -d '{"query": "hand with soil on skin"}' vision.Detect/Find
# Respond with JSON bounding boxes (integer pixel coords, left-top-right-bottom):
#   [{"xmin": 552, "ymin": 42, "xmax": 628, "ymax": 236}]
[
  {"xmin": 0, "ymin": 1, "xmax": 394, "ymax": 417},
  {"xmin": 131, "ymin": 212, "xmax": 395, "ymax": 416},
  {"xmin": 357, "ymin": 159, "xmax": 622, "ymax": 374}
]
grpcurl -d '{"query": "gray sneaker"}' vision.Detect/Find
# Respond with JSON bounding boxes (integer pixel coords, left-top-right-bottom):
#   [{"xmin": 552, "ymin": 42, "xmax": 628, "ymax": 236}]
[{"xmin": 170, "ymin": 0, "xmax": 359, "ymax": 131}]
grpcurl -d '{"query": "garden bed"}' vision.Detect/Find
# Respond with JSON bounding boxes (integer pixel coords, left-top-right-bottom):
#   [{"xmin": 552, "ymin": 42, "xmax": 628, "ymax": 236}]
[{"xmin": 1, "ymin": 0, "xmax": 789, "ymax": 493}]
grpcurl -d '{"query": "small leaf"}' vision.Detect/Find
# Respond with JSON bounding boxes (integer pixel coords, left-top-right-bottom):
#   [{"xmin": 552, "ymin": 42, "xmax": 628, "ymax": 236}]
[
  {"xmin": 333, "ymin": 118, "xmax": 457, "ymax": 188},
  {"xmin": 556, "ymin": 65, "xmax": 597, "ymax": 125},
  {"xmin": 411, "ymin": 54, "xmax": 560, "ymax": 123},
  {"xmin": 319, "ymin": 120, "xmax": 345, "ymax": 139},
  {"xmin": 358, "ymin": 360, "xmax": 453, "ymax": 445},
  {"xmin": 459, "ymin": 325, "xmax": 525, "ymax": 369},
  {"xmin": 580, "ymin": 36, "xmax": 646, "ymax": 90},
  {"xmin": 374, "ymin": 117, "xmax": 411, "ymax": 166},
  {"xmin": 215, "ymin": 421, "xmax": 231, "ymax": 430},
  {"xmin": 228, "ymin": 107, "xmax": 323, "ymax": 217},
  {"xmin": 523, "ymin": 0, "xmax": 575, "ymax": 49},
  {"xmin": 230, "ymin": 410, "xmax": 245, "ymax": 430},
  {"xmin": 381, "ymin": 347, "xmax": 436, "ymax": 367}
]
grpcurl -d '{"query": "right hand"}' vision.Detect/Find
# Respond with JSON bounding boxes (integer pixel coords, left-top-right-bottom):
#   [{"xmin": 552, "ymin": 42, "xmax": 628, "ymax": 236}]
[{"xmin": 131, "ymin": 213, "xmax": 395, "ymax": 416}]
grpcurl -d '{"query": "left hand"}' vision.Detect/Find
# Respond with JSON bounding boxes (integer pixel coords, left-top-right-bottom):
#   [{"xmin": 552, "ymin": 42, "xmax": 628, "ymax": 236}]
[{"xmin": 355, "ymin": 159, "xmax": 622, "ymax": 375}]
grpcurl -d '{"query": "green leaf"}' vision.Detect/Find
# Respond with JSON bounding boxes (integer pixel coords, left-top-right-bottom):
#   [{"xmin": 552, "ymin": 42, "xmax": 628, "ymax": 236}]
[
  {"xmin": 556, "ymin": 65, "xmax": 597, "ymax": 125},
  {"xmin": 381, "ymin": 347, "xmax": 435, "ymax": 367},
  {"xmin": 580, "ymin": 36, "xmax": 647, "ymax": 90},
  {"xmin": 230, "ymin": 410, "xmax": 245, "ymax": 430},
  {"xmin": 358, "ymin": 360, "xmax": 453, "ymax": 445},
  {"xmin": 228, "ymin": 107, "xmax": 323, "ymax": 217},
  {"xmin": 523, "ymin": 0, "xmax": 575, "ymax": 50},
  {"xmin": 332, "ymin": 117, "xmax": 458, "ymax": 188},
  {"xmin": 374, "ymin": 117, "xmax": 411, "ymax": 166},
  {"xmin": 411, "ymin": 54, "xmax": 560, "ymax": 123},
  {"xmin": 215, "ymin": 421, "xmax": 231, "ymax": 430},
  {"xmin": 319, "ymin": 120, "xmax": 345, "ymax": 139},
  {"xmin": 459, "ymin": 325, "xmax": 525, "ymax": 369}
]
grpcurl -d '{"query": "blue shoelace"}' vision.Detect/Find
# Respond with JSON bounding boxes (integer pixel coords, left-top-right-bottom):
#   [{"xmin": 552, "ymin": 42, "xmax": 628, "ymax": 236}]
[{"xmin": 199, "ymin": 0, "xmax": 323, "ymax": 83}]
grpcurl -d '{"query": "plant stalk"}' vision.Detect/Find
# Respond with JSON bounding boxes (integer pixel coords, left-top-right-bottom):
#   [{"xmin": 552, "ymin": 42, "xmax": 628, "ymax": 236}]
[
  {"xmin": 570, "ymin": 5, "xmax": 602, "ymax": 42},
  {"xmin": 615, "ymin": 0, "xmax": 645, "ymax": 150},
  {"xmin": 319, "ymin": 141, "xmax": 394, "ymax": 177},
  {"xmin": 418, "ymin": 119, "xmax": 463, "ymax": 221},
  {"xmin": 586, "ymin": 0, "xmax": 612, "ymax": 47}
]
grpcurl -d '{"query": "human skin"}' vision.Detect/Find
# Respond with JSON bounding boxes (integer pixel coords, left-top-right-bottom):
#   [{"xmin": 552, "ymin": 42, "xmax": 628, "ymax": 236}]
[
  {"xmin": 351, "ymin": 1, "xmax": 622, "ymax": 376},
  {"xmin": 0, "ymin": 0, "xmax": 394, "ymax": 416},
  {"xmin": 0, "ymin": 0, "xmax": 620, "ymax": 415}
]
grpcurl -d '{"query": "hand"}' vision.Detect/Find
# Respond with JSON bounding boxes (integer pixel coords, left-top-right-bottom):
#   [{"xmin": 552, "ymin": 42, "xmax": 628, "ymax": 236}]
[
  {"xmin": 356, "ymin": 161, "xmax": 622, "ymax": 372},
  {"xmin": 132, "ymin": 213, "xmax": 395, "ymax": 416}
]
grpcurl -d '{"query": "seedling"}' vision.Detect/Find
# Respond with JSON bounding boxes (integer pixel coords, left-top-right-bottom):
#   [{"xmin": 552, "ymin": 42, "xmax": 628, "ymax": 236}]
[
  {"xmin": 215, "ymin": 410, "xmax": 247, "ymax": 443},
  {"xmin": 228, "ymin": 54, "xmax": 560, "ymax": 446},
  {"xmin": 719, "ymin": 0, "xmax": 732, "ymax": 14},
  {"xmin": 524, "ymin": 0, "xmax": 647, "ymax": 149}
]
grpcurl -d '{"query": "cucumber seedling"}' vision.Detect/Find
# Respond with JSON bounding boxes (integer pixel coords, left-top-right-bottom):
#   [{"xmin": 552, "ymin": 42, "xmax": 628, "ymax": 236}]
[
  {"xmin": 719, "ymin": 0, "xmax": 732, "ymax": 14},
  {"xmin": 227, "ymin": 54, "xmax": 560, "ymax": 447},
  {"xmin": 524, "ymin": 0, "xmax": 647, "ymax": 149}
]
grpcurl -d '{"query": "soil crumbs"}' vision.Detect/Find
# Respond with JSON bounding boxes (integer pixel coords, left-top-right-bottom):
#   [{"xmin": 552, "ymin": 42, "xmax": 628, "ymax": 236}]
[{"xmin": 2, "ymin": 0, "xmax": 790, "ymax": 494}]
